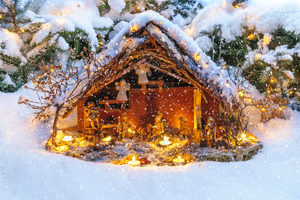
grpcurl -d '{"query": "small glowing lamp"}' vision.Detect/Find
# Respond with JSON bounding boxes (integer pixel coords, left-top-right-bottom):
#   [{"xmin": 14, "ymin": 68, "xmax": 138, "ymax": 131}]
[
  {"xmin": 123, "ymin": 36, "xmax": 126, "ymax": 39},
  {"xmin": 160, "ymin": 21, "xmax": 163, "ymax": 24},
  {"xmin": 247, "ymin": 34, "xmax": 255, "ymax": 40},
  {"xmin": 234, "ymin": 4, "xmax": 239, "ymax": 9},
  {"xmin": 278, "ymin": 107, "xmax": 283, "ymax": 111},
  {"xmin": 0, "ymin": 15, "xmax": 2, "ymax": 19},
  {"xmin": 131, "ymin": 24, "xmax": 138, "ymax": 32},
  {"xmin": 62, "ymin": 136, "xmax": 73, "ymax": 142},
  {"xmin": 102, "ymin": 136, "xmax": 111, "ymax": 142},
  {"xmin": 159, "ymin": 136, "xmax": 171, "ymax": 146},
  {"xmin": 270, "ymin": 79, "xmax": 275, "ymax": 83},
  {"xmin": 263, "ymin": 35, "xmax": 270, "ymax": 46},
  {"xmin": 128, "ymin": 156, "xmax": 141, "ymax": 167},
  {"xmin": 261, "ymin": 107, "xmax": 266, "ymax": 112},
  {"xmin": 255, "ymin": 54, "xmax": 261, "ymax": 60},
  {"xmin": 289, "ymin": 91, "xmax": 294, "ymax": 94},
  {"xmin": 78, "ymin": 2, "xmax": 81, "ymax": 7},
  {"xmin": 85, "ymin": 66, "xmax": 88, "ymax": 69},
  {"xmin": 99, "ymin": 41, "xmax": 103, "ymax": 46},
  {"xmin": 56, "ymin": 145, "xmax": 69, "ymax": 151},
  {"xmin": 222, "ymin": 64, "xmax": 226, "ymax": 69},
  {"xmin": 173, "ymin": 155, "xmax": 185, "ymax": 166},
  {"xmin": 20, "ymin": 28, "xmax": 25, "ymax": 33},
  {"xmin": 238, "ymin": 90, "xmax": 244, "ymax": 97},
  {"xmin": 194, "ymin": 54, "xmax": 201, "ymax": 61}
]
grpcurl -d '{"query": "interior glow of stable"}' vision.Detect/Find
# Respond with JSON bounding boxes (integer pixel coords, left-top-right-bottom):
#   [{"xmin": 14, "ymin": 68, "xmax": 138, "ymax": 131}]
[
  {"xmin": 62, "ymin": 136, "xmax": 73, "ymax": 142},
  {"xmin": 102, "ymin": 136, "xmax": 111, "ymax": 142}
]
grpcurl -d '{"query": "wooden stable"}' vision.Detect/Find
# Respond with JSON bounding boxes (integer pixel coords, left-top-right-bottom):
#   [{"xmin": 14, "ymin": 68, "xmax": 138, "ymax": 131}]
[{"xmin": 58, "ymin": 19, "xmax": 229, "ymax": 140}]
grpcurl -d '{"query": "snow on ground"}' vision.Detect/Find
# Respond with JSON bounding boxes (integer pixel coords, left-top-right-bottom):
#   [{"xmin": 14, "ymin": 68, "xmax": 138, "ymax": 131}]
[{"xmin": 0, "ymin": 88, "xmax": 300, "ymax": 200}]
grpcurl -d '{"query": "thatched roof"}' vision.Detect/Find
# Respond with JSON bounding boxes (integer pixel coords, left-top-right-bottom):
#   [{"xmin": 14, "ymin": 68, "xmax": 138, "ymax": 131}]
[{"xmin": 60, "ymin": 11, "xmax": 237, "ymax": 119}]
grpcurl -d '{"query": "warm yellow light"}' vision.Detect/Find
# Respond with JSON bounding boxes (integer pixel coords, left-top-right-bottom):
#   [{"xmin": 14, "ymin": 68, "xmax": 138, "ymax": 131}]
[
  {"xmin": 194, "ymin": 54, "xmax": 201, "ymax": 61},
  {"xmin": 73, "ymin": 80, "xmax": 76, "ymax": 83},
  {"xmin": 56, "ymin": 145, "xmax": 69, "ymax": 151},
  {"xmin": 0, "ymin": 15, "xmax": 2, "ymax": 19},
  {"xmin": 50, "ymin": 69, "xmax": 54, "ymax": 72},
  {"xmin": 99, "ymin": 41, "xmax": 103, "ymax": 46},
  {"xmin": 160, "ymin": 21, "xmax": 163, "ymax": 24},
  {"xmin": 132, "ymin": 157, "xmax": 135, "ymax": 161},
  {"xmin": 187, "ymin": 39, "xmax": 189, "ymax": 42},
  {"xmin": 238, "ymin": 91, "xmax": 244, "ymax": 97},
  {"xmin": 222, "ymin": 1, "xmax": 227, "ymax": 8},
  {"xmin": 278, "ymin": 107, "xmax": 282, "ymax": 111},
  {"xmin": 234, "ymin": 5, "xmax": 239, "ymax": 9},
  {"xmin": 270, "ymin": 79, "xmax": 275, "ymax": 83},
  {"xmin": 263, "ymin": 35, "xmax": 270, "ymax": 46},
  {"xmin": 226, "ymin": 82, "xmax": 230, "ymax": 87},
  {"xmin": 219, "ymin": 74, "xmax": 222, "ymax": 77},
  {"xmin": 222, "ymin": 64, "xmax": 226, "ymax": 69},
  {"xmin": 136, "ymin": 6, "xmax": 140, "ymax": 10},
  {"xmin": 78, "ymin": 2, "xmax": 81, "ymax": 7},
  {"xmin": 123, "ymin": 36, "xmax": 126, "ymax": 39},
  {"xmin": 97, "ymin": 67, "xmax": 100, "ymax": 70},
  {"xmin": 178, "ymin": 155, "xmax": 181, "ymax": 160},
  {"xmin": 62, "ymin": 136, "xmax": 73, "ymax": 142},
  {"xmin": 90, "ymin": 72, "xmax": 94, "ymax": 75},
  {"xmin": 159, "ymin": 135, "xmax": 171, "ymax": 146},
  {"xmin": 20, "ymin": 28, "xmax": 25, "ymax": 33},
  {"xmin": 261, "ymin": 107, "xmax": 266, "ymax": 112},
  {"xmin": 131, "ymin": 24, "xmax": 138, "ymax": 32},
  {"xmin": 85, "ymin": 66, "xmax": 88, "ymax": 69},
  {"xmin": 255, "ymin": 54, "xmax": 261, "ymax": 60},
  {"xmin": 289, "ymin": 91, "xmax": 293, "ymax": 94},
  {"xmin": 102, "ymin": 136, "xmax": 111, "ymax": 142},
  {"xmin": 247, "ymin": 34, "xmax": 255, "ymax": 40}
]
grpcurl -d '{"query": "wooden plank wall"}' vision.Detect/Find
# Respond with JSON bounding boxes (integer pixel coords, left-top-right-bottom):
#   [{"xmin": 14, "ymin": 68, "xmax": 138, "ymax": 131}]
[{"xmin": 77, "ymin": 87, "xmax": 220, "ymax": 132}]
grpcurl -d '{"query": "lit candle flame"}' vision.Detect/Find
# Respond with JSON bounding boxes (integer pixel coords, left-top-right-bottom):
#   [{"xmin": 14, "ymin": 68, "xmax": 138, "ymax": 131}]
[
  {"xmin": 164, "ymin": 136, "xmax": 169, "ymax": 142},
  {"xmin": 62, "ymin": 136, "xmax": 73, "ymax": 142},
  {"xmin": 178, "ymin": 156, "xmax": 181, "ymax": 160},
  {"xmin": 133, "ymin": 157, "xmax": 135, "ymax": 162}
]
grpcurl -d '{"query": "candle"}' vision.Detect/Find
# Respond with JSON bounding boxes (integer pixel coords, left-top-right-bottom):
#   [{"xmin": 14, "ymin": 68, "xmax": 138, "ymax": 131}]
[
  {"xmin": 128, "ymin": 156, "xmax": 141, "ymax": 167},
  {"xmin": 159, "ymin": 136, "xmax": 171, "ymax": 146},
  {"xmin": 102, "ymin": 136, "xmax": 111, "ymax": 142},
  {"xmin": 173, "ymin": 155, "xmax": 185, "ymax": 166},
  {"xmin": 62, "ymin": 136, "xmax": 73, "ymax": 142},
  {"xmin": 56, "ymin": 145, "xmax": 69, "ymax": 151}
]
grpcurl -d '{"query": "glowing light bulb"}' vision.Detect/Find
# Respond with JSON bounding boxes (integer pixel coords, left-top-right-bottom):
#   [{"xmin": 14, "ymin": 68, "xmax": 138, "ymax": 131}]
[
  {"xmin": 123, "ymin": 36, "xmax": 126, "ymax": 39},
  {"xmin": 247, "ymin": 34, "xmax": 255, "ymax": 40},
  {"xmin": 160, "ymin": 21, "xmax": 163, "ymax": 24},
  {"xmin": 194, "ymin": 54, "xmax": 201, "ymax": 61},
  {"xmin": 255, "ymin": 54, "xmax": 261, "ymax": 60},
  {"xmin": 263, "ymin": 35, "xmax": 270, "ymax": 46},
  {"xmin": 222, "ymin": 64, "xmax": 226, "ymax": 69}
]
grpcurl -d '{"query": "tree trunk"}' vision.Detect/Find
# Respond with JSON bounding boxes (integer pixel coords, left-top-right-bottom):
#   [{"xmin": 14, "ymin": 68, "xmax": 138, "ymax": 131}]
[{"xmin": 45, "ymin": 104, "xmax": 63, "ymax": 148}]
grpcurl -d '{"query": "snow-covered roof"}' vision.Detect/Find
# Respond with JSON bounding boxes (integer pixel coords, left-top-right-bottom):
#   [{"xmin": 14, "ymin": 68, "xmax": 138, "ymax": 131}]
[{"xmin": 61, "ymin": 11, "xmax": 237, "ymax": 118}]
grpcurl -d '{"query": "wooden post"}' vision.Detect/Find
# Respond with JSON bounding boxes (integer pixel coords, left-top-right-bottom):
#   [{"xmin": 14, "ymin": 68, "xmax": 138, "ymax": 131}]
[
  {"xmin": 194, "ymin": 90, "xmax": 202, "ymax": 130},
  {"xmin": 236, "ymin": 143, "xmax": 263, "ymax": 161},
  {"xmin": 236, "ymin": 146, "xmax": 244, "ymax": 161}
]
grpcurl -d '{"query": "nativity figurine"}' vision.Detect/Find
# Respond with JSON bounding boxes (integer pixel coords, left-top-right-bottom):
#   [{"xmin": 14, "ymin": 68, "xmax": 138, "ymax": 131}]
[
  {"xmin": 117, "ymin": 112, "xmax": 133, "ymax": 140},
  {"xmin": 179, "ymin": 117, "xmax": 192, "ymax": 139},
  {"xmin": 116, "ymin": 79, "xmax": 130, "ymax": 101},
  {"xmin": 205, "ymin": 116, "xmax": 216, "ymax": 147},
  {"xmin": 86, "ymin": 102, "xmax": 100, "ymax": 129},
  {"xmin": 135, "ymin": 64, "xmax": 151, "ymax": 84}
]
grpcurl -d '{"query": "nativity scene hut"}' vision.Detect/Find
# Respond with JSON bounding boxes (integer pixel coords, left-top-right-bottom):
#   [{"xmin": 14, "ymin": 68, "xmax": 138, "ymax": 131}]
[{"xmin": 43, "ymin": 11, "xmax": 240, "ymax": 152}]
